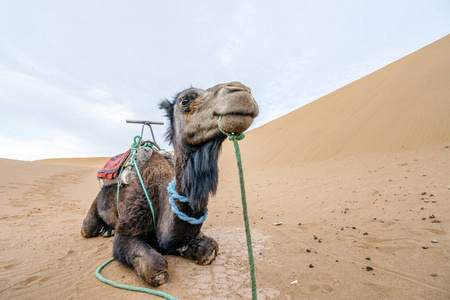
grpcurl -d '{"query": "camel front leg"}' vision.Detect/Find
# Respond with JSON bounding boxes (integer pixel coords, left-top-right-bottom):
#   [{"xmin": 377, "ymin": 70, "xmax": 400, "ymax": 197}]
[
  {"xmin": 81, "ymin": 195, "xmax": 106, "ymax": 238},
  {"xmin": 178, "ymin": 232, "xmax": 219, "ymax": 265},
  {"xmin": 113, "ymin": 234, "xmax": 169, "ymax": 286}
]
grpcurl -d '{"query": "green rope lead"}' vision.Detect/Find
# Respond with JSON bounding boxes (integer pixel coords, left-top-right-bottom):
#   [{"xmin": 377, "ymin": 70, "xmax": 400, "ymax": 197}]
[
  {"xmin": 95, "ymin": 258, "xmax": 178, "ymax": 300},
  {"xmin": 218, "ymin": 115, "xmax": 258, "ymax": 300},
  {"xmin": 134, "ymin": 161, "xmax": 157, "ymax": 232},
  {"xmin": 116, "ymin": 135, "xmax": 157, "ymax": 232}
]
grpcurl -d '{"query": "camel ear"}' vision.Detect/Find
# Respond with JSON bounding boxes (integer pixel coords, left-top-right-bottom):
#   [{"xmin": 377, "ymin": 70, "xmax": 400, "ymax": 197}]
[
  {"xmin": 159, "ymin": 99, "xmax": 173, "ymax": 113},
  {"xmin": 159, "ymin": 99, "xmax": 175, "ymax": 144},
  {"xmin": 159, "ymin": 99, "xmax": 174, "ymax": 115}
]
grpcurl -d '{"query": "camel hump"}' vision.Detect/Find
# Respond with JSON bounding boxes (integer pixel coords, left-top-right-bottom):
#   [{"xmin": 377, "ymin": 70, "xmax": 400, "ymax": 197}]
[
  {"xmin": 158, "ymin": 150, "xmax": 174, "ymax": 167},
  {"xmin": 120, "ymin": 147, "xmax": 154, "ymax": 185},
  {"xmin": 120, "ymin": 147, "xmax": 174, "ymax": 185},
  {"xmin": 136, "ymin": 147, "xmax": 153, "ymax": 166}
]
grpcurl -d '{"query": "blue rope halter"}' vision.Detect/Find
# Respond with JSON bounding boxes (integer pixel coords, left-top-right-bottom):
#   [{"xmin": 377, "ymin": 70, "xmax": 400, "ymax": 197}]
[{"xmin": 167, "ymin": 178, "xmax": 208, "ymax": 225}]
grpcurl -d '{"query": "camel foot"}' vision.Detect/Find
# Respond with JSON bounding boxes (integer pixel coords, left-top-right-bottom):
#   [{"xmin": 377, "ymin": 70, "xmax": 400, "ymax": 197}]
[
  {"xmin": 149, "ymin": 270, "xmax": 169, "ymax": 287},
  {"xmin": 113, "ymin": 234, "xmax": 169, "ymax": 287},
  {"xmin": 100, "ymin": 226, "xmax": 115, "ymax": 238},
  {"xmin": 133, "ymin": 253, "xmax": 169, "ymax": 287},
  {"xmin": 178, "ymin": 232, "xmax": 219, "ymax": 265},
  {"xmin": 199, "ymin": 248, "xmax": 217, "ymax": 265},
  {"xmin": 134, "ymin": 254, "xmax": 169, "ymax": 287}
]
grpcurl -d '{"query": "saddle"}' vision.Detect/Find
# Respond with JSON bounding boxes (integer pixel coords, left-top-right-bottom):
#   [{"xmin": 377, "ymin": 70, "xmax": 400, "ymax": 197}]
[
  {"xmin": 97, "ymin": 142, "xmax": 174, "ymax": 187},
  {"xmin": 97, "ymin": 149, "xmax": 132, "ymax": 180}
]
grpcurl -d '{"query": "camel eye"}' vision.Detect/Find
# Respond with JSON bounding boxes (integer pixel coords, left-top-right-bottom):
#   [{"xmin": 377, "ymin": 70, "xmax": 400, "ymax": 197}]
[
  {"xmin": 178, "ymin": 90, "xmax": 198, "ymax": 108},
  {"xmin": 180, "ymin": 98, "xmax": 190, "ymax": 107}
]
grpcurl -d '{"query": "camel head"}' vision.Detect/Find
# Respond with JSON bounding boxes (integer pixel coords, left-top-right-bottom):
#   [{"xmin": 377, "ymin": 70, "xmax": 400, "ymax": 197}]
[
  {"xmin": 160, "ymin": 81, "xmax": 259, "ymax": 148},
  {"xmin": 159, "ymin": 82, "xmax": 258, "ymax": 209}
]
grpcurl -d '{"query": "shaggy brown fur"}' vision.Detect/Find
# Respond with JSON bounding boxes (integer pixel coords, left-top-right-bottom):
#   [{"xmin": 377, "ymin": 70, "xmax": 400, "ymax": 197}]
[{"xmin": 81, "ymin": 82, "xmax": 258, "ymax": 286}]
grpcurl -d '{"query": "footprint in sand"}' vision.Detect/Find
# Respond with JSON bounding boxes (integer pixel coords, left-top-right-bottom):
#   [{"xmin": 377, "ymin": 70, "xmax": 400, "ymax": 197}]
[{"xmin": 171, "ymin": 227, "xmax": 279, "ymax": 299}]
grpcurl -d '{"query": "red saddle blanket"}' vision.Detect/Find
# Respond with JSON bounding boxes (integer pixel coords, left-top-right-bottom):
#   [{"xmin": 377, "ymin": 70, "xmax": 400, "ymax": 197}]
[{"xmin": 97, "ymin": 149, "xmax": 131, "ymax": 179}]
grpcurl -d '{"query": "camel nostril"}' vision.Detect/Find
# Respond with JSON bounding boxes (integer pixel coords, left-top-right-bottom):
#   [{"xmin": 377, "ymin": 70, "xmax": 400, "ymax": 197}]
[
  {"xmin": 225, "ymin": 85, "xmax": 250, "ymax": 94},
  {"xmin": 224, "ymin": 82, "xmax": 249, "ymax": 92},
  {"xmin": 226, "ymin": 86, "xmax": 245, "ymax": 93}
]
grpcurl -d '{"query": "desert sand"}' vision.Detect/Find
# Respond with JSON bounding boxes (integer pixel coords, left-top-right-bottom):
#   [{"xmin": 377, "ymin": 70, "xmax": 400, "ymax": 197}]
[{"xmin": 1, "ymin": 35, "xmax": 449, "ymax": 299}]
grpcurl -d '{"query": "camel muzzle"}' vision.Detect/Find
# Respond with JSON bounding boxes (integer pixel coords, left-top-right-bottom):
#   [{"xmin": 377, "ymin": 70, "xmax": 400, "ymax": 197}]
[{"xmin": 213, "ymin": 87, "xmax": 259, "ymax": 134}]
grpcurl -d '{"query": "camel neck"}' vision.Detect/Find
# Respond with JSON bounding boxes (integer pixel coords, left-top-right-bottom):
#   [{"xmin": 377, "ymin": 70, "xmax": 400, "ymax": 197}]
[{"xmin": 173, "ymin": 138, "xmax": 224, "ymax": 215}]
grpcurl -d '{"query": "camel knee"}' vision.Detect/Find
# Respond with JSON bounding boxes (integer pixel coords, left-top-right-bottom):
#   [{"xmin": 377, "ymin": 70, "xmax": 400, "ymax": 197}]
[
  {"xmin": 81, "ymin": 219, "xmax": 103, "ymax": 238},
  {"xmin": 179, "ymin": 232, "xmax": 219, "ymax": 265},
  {"xmin": 113, "ymin": 234, "xmax": 169, "ymax": 287},
  {"xmin": 81, "ymin": 211, "xmax": 104, "ymax": 238}
]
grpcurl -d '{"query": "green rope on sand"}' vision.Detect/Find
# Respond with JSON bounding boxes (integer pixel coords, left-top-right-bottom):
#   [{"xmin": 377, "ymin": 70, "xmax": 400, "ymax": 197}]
[
  {"xmin": 218, "ymin": 115, "xmax": 258, "ymax": 300},
  {"xmin": 95, "ymin": 258, "xmax": 178, "ymax": 300}
]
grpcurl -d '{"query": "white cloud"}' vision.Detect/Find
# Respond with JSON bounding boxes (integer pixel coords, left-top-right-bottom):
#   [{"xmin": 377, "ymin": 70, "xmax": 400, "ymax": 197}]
[
  {"xmin": 218, "ymin": 35, "xmax": 243, "ymax": 69},
  {"xmin": 217, "ymin": 1, "xmax": 257, "ymax": 70},
  {"xmin": 86, "ymin": 102, "xmax": 133, "ymax": 126},
  {"xmin": 0, "ymin": 63, "xmax": 135, "ymax": 160},
  {"xmin": 2, "ymin": 40, "xmax": 60, "ymax": 77},
  {"xmin": 0, "ymin": 63, "xmax": 133, "ymax": 125},
  {"xmin": 86, "ymin": 87, "xmax": 115, "ymax": 102}
]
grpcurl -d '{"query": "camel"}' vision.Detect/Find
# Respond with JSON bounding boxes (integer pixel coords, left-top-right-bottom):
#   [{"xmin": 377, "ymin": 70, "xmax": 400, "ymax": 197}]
[{"xmin": 81, "ymin": 81, "xmax": 259, "ymax": 286}]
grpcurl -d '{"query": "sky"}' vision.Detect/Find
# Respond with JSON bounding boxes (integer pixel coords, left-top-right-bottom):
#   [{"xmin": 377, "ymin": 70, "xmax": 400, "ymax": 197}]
[{"xmin": 0, "ymin": 1, "xmax": 449, "ymax": 161}]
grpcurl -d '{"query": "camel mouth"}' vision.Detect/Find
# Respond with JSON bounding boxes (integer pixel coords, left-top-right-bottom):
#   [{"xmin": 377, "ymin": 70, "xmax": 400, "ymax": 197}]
[
  {"xmin": 215, "ymin": 113, "xmax": 255, "ymax": 134},
  {"xmin": 214, "ymin": 112, "xmax": 254, "ymax": 118}
]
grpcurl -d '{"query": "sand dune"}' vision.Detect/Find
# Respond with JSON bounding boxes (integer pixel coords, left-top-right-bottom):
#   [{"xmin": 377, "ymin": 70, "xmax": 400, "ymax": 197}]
[
  {"xmin": 239, "ymin": 34, "xmax": 450, "ymax": 166},
  {"xmin": 37, "ymin": 157, "xmax": 110, "ymax": 168},
  {"xmin": 1, "ymin": 35, "xmax": 449, "ymax": 299}
]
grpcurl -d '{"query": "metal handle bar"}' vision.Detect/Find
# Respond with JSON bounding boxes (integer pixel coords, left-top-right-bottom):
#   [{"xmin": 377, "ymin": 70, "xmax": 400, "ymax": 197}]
[
  {"xmin": 126, "ymin": 120, "xmax": 164, "ymax": 147},
  {"xmin": 126, "ymin": 120, "xmax": 164, "ymax": 125}
]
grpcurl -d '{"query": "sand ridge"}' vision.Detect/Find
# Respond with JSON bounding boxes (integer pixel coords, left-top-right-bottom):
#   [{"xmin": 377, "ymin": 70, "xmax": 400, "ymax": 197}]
[
  {"xmin": 36, "ymin": 157, "xmax": 111, "ymax": 169},
  {"xmin": 241, "ymin": 34, "xmax": 450, "ymax": 166},
  {"xmin": 0, "ymin": 35, "xmax": 449, "ymax": 299}
]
